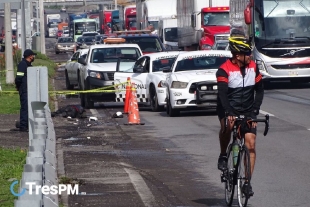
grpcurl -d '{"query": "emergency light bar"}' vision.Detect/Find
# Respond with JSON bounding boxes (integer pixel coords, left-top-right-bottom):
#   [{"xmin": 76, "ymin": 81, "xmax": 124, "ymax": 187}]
[
  {"xmin": 114, "ymin": 30, "xmax": 152, "ymax": 35},
  {"xmin": 104, "ymin": 38, "xmax": 126, "ymax": 44}
]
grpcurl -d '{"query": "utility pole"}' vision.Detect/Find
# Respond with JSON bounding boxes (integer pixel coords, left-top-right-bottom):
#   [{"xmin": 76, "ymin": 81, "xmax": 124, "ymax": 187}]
[
  {"xmin": 39, "ymin": 0, "xmax": 45, "ymax": 54},
  {"xmin": 5, "ymin": 3, "xmax": 14, "ymax": 84},
  {"xmin": 115, "ymin": 0, "xmax": 117, "ymax": 10},
  {"xmin": 21, "ymin": 0, "xmax": 26, "ymax": 55}
]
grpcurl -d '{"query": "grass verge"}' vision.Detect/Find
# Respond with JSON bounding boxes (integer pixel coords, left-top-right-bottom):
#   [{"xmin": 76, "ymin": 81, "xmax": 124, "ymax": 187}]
[
  {"xmin": 0, "ymin": 147, "xmax": 26, "ymax": 207},
  {"xmin": 0, "ymin": 50, "xmax": 57, "ymax": 114}
]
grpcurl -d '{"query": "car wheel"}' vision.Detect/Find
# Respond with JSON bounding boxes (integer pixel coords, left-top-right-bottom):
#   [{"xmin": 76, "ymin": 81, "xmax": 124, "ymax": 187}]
[
  {"xmin": 77, "ymin": 73, "xmax": 82, "ymax": 90},
  {"xmin": 55, "ymin": 51, "xmax": 59, "ymax": 54},
  {"xmin": 65, "ymin": 70, "xmax": 74, "ymax": 90},
  {"xmin": 166, "ymin": 96, "xmax": 180, "ymax": 117},
  {"xmin": 84, "ymin": 80, "xmax": 94, "ymax": 109},
  {"xmin": 150, "ymin": 85, "xmax": 164, "ymax": 112}
]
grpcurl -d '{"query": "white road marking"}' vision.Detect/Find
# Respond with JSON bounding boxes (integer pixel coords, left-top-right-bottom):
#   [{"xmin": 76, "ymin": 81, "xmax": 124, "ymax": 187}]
[
  {"xmin": 124, "ymin": 168, "xmax": 156, "ymax": 207},
  {"xmin": 260, "ymin": 110, "xmax": 275, "ymax": 117}
]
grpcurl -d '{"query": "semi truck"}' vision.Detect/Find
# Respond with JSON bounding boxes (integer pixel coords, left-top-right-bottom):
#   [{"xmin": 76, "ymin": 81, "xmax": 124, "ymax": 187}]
[
  {"xmin": 177, "ymin": 0, "xmax": 229, "ymax": 51},
  {"xmin": 99, "ymin": 10, "xmax": 112, "ymax": 34},
  {"xmin": 136, "ymin": 0, "xmax": 176, "ymax": 30},
  {"xmin": 123, "ymin": 5, "xmax": 136, "ymax": 30},
  {"xmin": 199, "ymin": 1, "xmax": 230, "ymax": 50},
  {"xmin": 157, "ymin": 0, "xmax": 178, "ymax": 50},
  {"xmin": 44, "ymin": 14, "xmax": 61, "ymax": 37},
  {"xmin": 231, "ymin": 0, "xmax": 310, "ymax": 83}
]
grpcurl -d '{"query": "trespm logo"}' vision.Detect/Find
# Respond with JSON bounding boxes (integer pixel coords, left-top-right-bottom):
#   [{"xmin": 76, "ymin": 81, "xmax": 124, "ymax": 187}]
[{"xmin": 10, "ymin": 181, "xmax": 79, "ymax": 196}]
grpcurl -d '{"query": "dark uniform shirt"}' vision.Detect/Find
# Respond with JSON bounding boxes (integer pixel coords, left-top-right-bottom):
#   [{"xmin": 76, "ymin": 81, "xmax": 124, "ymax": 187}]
[{"xmin": 15, "ymin": 59, "xmax": 32, "ymax": 92}]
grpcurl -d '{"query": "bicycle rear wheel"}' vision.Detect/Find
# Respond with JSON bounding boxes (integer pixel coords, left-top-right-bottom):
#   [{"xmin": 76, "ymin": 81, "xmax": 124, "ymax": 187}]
[
  {"xmin": 225, "ymin": 144, "xmax": 235, "ymax": 206},
  {"xmin": 237, "ymin": 146, "xmax": 251, "ymax": 207}
]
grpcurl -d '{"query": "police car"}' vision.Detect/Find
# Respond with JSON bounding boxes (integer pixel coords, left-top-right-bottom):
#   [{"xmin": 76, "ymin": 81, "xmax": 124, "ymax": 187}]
[
  {"xmin": 164, "ymin": 50, "xmax": 232, "ymax": 117},
  {"xmin": 77, "ymin": 38, "xmax": 143, "ymax": 108},
  {"xmin": 114, "ymin": 51, "xmax": 184, "ymax": 111}
]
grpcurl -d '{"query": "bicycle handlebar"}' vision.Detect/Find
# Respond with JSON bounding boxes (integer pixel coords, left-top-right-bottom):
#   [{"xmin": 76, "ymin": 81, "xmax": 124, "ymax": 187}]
[{"xmin": 224, "ymin": 114, "xmax": 270, "ymax": 136}]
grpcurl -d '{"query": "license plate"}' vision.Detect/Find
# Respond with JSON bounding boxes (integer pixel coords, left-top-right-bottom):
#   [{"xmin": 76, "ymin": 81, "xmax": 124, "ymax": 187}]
[
  {"xmin": 288, "ymin": 71, "xmax": 298, "ymax": 76},
  {"xmin": 201, "ymin": 94, "xmax": 217, "ymax": 100}
]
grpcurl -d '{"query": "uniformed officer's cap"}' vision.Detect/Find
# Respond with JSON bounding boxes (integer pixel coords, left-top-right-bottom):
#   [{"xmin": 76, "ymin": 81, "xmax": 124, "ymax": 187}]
[{"xmin": 23, "ymin": 49, "xmax": 37, "ymax": 58}]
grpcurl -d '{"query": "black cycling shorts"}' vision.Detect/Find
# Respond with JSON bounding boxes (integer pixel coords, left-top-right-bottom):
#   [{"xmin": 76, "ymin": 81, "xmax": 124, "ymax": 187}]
[{"xmin": 217, "ymin": 106, "xmax": 257, "ymax": 135}]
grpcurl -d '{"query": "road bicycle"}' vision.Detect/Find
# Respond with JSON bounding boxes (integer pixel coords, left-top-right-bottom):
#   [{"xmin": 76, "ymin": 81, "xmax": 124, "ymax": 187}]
[{"xmin": 221, "ymin": 114, "xmax": 269, "ymax": 207}]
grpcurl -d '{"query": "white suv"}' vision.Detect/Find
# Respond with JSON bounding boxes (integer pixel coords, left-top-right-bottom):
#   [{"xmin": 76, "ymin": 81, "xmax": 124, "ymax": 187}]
[{"xmin": 77, "ymin": 40, "xmax": 143, "ymax": 108}]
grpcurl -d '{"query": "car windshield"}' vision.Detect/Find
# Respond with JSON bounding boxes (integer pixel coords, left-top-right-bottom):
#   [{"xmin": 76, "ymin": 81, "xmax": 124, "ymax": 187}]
[
  {"xmin": 121, "ymin": 37, "xmax": 163, "ymax": 52},
  {"xmin": 203, "ymin": 12, "xmax": 230, "ymax": 26},
  {"xmin": 95, "ymin": 36, "xmax": 104, "ymax": 41},
  {"xmin": 83, "ymin": 36, "xmax": 95, "ymax": 42},
  {"xmin": 152, "ymin": 57, "xmax": 177, "ymax": 72},
  {"xmin": 83, "ymin": 33, "xmax": 98, "ymax": 36},
  {"xmin": 164, "ymin": 28, "xmax": 178, "ymax": 42},
  {"xmin": 58, "ymin": 38, "xmax": 74, "ymax": 43},
  {"xmin": 175, "ymin": 55, "xmax": 228, "ymax": 72},
  {"xmin": 90, "ymin": 47, "xmax": 141, "ymax": 63}
]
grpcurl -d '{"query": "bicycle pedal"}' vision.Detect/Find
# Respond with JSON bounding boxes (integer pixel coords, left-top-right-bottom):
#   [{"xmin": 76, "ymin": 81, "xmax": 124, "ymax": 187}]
[{"xmin": 220, "ymin": 173, "xmax": 227, "ymax": 183}]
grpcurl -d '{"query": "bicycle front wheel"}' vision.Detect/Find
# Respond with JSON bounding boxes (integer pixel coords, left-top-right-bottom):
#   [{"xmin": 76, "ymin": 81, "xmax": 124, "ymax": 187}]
[
  {"xmin": 225, "ymin": 144, "xmax": 235, "ymax": 206},
  {"xmin": 237, "ymin": 146, "xmax": 251, "ymax": 207}
]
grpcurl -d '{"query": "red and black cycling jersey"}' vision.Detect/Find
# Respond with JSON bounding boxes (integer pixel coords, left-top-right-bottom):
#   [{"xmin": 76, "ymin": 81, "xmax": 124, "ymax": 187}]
[{"xmin": 216, "ymin": 59, "xmax": 264, "ymax": 115}]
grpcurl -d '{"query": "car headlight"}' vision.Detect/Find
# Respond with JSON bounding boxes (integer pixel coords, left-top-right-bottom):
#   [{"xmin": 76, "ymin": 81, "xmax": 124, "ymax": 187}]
[
  {"xmin": 201, "ymin": 44, "xmax": 212, "ymax": 50},
  {"xmin": 158, "ymin": 80, "xmax": 166, "ymax": 88},
  {"xmin": 57, "ymin": 44, "xmax": 61, "ymax": 47},
  {"xmin": 171, "ymin": 81, "xmax": 188, "ymax": 88},
  {"xmin": 256, "ymin": 59, "xmax": 266, "ymax": 71},
  {"xmin": 89, "ymin": 71, "xmax": 102, "ymax": 79}
]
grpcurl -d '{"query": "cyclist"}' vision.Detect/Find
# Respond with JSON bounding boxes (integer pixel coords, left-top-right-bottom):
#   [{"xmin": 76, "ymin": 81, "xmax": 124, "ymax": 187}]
[{"xmin": 216, "ymin": 36, "xmax": 264, "ymax": 196}]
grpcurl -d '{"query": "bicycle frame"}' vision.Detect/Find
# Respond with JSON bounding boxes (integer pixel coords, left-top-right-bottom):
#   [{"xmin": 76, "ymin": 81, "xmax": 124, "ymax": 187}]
[{"xmin": 222, "ymin": 114, "xmax": 269, "ymax": 206}]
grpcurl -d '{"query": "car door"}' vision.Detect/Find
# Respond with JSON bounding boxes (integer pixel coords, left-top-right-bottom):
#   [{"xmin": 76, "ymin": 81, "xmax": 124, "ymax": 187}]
[
  {"xmin": 67, "ymin": 51, "xmax": 79, "ymax": 80},
  {"xmin": 114, "ymin": 57, "xmax": 149, "ymax": 103}
]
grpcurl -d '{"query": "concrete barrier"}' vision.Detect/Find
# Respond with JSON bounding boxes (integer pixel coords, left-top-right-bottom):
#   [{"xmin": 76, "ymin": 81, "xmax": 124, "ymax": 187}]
[{"xmin": 14, "ymin": 67, "xmax": 59, "ymax": 206}]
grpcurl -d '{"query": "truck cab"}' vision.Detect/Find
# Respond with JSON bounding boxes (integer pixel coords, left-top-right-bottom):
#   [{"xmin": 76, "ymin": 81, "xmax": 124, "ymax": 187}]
[
  {"xmin": 199, "ymin": 6, "xmax": 230, "ymax": 50},
  {"xmin": 158, "ymin": 17, "xmax": 178, "ymax": 51}
]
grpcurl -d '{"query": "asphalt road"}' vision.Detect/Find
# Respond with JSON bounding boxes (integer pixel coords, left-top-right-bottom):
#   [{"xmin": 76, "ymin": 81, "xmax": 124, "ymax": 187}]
[
  {"xmin": 45, "ymin": 8, "xmax": 310, "ymax": 206},
  {"xmin": 51, "ymin": 73, "xmax": 310, "ymax": 207}
]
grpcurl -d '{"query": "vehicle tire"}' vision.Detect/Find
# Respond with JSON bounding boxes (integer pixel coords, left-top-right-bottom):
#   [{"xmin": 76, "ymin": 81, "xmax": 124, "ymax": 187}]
[
  {"xmin": 166, "ymin": 96, "xmax": 180, "ymax": 117},
  {"xmin": 55, "ymin": 51, "xmax": 59, "ymax": 54},
  {"xmin": 225, "ymin": 144, "xmax": 236, "ymax": 206},
  {"xmin": 0, "ymin": 46, "xmax": 4, "ymax": 52},
  {"xmin": 65, "ymin": 70, "xmax": 74, "ymax": 90},
  {"xmin": 77, "ymin": 72, "xmax": 82, "ymax": 90},
  {"xmin": 80, "ymin": 93, "xmax": 85, "ymax": 107},
  {"xmin": 84, "ymin": 80, "xmax": 94, "ymax": 109},
  {"xmin": 237, "ymin": 146, "xmax": 251, "ymax": 207},
  {"xmin": 150, "ymin": 85, "xmax": 164, "ymax": 112}
]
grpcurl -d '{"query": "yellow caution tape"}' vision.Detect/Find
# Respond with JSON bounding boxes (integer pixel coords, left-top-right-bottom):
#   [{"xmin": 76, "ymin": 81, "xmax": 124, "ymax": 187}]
[{"xmin": 0, "ymin": 81, "xmax": 131, "ymax": 95}]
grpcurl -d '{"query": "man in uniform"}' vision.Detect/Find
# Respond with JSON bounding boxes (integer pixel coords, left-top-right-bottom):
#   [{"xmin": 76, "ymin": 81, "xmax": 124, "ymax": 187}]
[{"xmin": 14, "ymin": 49, "xmax": 36, "ymax": 132}]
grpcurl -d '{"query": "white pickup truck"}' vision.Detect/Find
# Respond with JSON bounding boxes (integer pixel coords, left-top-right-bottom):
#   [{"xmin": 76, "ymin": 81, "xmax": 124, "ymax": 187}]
[
  {"xmin": 164, "ymin": 50, "xmax": 232, "ymax": 117},
  {"xmin": 65, "ymin": 49, "xmax": 89, "ymax": 90},
  {"xmin": 77, "ymin": 40, "xmax": 142, "ymax": 108},
  {"xmin": 114, "ymin": 51, "xmax": 185, "ymax": 111}
]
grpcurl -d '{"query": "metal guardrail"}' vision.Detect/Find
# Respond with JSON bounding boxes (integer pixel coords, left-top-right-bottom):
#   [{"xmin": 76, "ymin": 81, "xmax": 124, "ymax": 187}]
[{"xmin": 14, "ymin": 67, "xmax": 58, "ymax": 207}]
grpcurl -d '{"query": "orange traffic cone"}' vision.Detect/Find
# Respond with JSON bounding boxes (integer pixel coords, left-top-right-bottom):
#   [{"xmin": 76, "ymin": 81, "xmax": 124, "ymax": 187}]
[
  {"xmin": 124, "ymin": 77, "xmax": 131, "ymax": 114},
  {"xmin": 125, "ymin": 83, "xmax": 145, "ymax": 125}
]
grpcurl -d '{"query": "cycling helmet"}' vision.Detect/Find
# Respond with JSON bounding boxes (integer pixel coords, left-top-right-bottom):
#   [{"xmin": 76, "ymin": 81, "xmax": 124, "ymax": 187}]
[{"xmin": 228, "ymin": 37, "xmax": 252, "ymax": 54}]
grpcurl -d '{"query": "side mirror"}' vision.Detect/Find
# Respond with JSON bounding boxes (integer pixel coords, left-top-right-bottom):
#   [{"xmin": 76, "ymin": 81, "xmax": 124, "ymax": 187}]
[
  {"xmin": 191, "ymin": 13, "xmax": 196, "ymax": 28},
  {"xmin": 78, "ymin": 57, "xmax": 86, "ymax": 65},
  {"xmin": 133, "ymin": 66, "xmax": 144, "ymax": 73},
  {"xmin": 244, "ymin": 5, "xmax": 252, "ymax": 25},
  {"xmin": 71, "ymin": 57, "xmax": 77, "ymax": 61}
]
